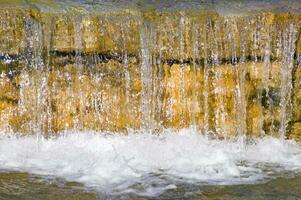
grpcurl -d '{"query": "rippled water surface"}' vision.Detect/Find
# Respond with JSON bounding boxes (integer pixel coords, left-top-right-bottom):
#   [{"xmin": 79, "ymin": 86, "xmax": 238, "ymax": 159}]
[{"xmin": 1, "ymin": 171, "xmax": 301, "ymax": 199}]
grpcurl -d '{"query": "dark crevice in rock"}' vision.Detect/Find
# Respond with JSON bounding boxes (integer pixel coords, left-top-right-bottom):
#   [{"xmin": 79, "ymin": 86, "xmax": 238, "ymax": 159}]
[{"xmin": 1, "ymin": 51, "xmax": 300, "ymax": 67}]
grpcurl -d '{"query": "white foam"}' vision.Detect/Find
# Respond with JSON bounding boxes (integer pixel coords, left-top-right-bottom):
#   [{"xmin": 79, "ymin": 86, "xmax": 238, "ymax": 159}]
[{"xmin": 0, "ymin": 128, "xmax": 301, "ymax": 196}]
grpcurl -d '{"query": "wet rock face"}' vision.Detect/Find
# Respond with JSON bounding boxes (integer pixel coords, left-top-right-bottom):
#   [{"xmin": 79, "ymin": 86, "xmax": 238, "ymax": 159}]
[{"xmin": 0, "ymin": 1, "xmax": 301, "ymax": 139}]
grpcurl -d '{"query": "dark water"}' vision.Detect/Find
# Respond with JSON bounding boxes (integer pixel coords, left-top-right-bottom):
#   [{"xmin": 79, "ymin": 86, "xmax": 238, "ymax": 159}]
[{"xmin": 1, "ymin": 171, "xmax": 301, "ymax": 200}]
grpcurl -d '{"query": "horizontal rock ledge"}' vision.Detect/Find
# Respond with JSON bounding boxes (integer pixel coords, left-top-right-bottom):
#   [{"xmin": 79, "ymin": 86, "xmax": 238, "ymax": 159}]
[
  {"xmin": 0, "ymin": 2, "xmax": 301, "ymax": 58},
  {"xmin": 1, "ymin": 51, "xmax": 301, "ymax": 67}
]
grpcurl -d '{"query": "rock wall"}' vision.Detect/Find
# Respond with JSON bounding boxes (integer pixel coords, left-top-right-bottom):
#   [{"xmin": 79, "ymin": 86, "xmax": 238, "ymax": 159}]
[{"xmin": 0, "ymin": 1, "xmax": 300, "ymax": 139}]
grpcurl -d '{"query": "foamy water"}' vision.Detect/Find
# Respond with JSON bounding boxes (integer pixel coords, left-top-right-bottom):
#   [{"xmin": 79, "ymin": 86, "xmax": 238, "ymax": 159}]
[{"xmin": 0, "ymin": 129, "xmax": 301, "ymax": 196}]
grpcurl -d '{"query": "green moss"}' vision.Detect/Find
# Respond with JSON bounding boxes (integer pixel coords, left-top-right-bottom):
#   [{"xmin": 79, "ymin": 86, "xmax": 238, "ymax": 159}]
[
  {"xmin": 0, "ymin": 171, "xmax": 98, "ymax": 199},
  {"xmin": 64, "ymin": 181, "xmax": 84, "ymax": 187},
  {"xmin": 0, "ymin": 171, "xmax": 29, "ymax": 179}
]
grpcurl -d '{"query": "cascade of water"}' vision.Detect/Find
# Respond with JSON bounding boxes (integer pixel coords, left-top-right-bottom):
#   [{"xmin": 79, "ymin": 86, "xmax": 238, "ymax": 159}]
[
  {"xmin": 262, "ymin": 21, "xmax": 272, "ymax": 134},
  {"xmin": 73, "ymin": 16, "xmax": 84, "ymax": 130},
  {"xmin": 179, "ymin": 16, "xmax": 185, "ymax": 127},
  {"xmin": 18, "ymin": 69, "xmax": 30, "ymax": 123},
  {"xmin": 43, "ymin": 18, "xmax": 54, "ymax": 134},
  {"xmin": 228, "ymin": 19, "xmax": 242, "ymax": 136},
  {"xmin": 149, "ymin": 24, "xmax": 157, "ymax": 131},
  {"xmin": 279, "ymin": 23, "xmax": 298, "ymax": 138},
  {"xmin": 155, "ymin": 21, "xmax": 164, "ymax": 130},
  {"xmin": 92, "ymin": 18, "xmax": 106, "ymax": 130},
  {"xmin": 202, "ymin": 21, "xmax": 210, "ymax": 135},
  {"xmin": 18, "ymin": 17, "xmax": 32, "ymax": 119},
  {"xmin": 0, "ymin": 7, "xmax": 300, "ymax": 137},
  {"xmin": 191, "ymin": 22, "xmax": 198, "ymax": 131},
  {"xmin": 20, "ymin": 16, "xmax": 45, "ymax": 146},
  {"xmin": 229, "ymin": 22, "xmax": 238, "ymax": 66},
  {"xmin": 211, "ymin": 19, "xmax": 227, "ymax": 136},
  {"xmin": 22, "ymin": 17, "xmax": 45, "ymax": 133},
  {"xmin": 262, "ymin": 28, "xmax": 271, "ymax": 93},
  {"xmin": 89, "ymin": 60, "xmax": 99, "ymax": 130},
  {"xmin": 140, "ymin": 21, "xmax": 152, "ymax": 131},
  {"xmin": 96, "ymin": 73, "xmax": 103, "ymax": 127},
  {"xmin": 237, "ymin": 20, "xmax": 247, "ymax": 136},
  {"xmin": 121, "ymin": 22, "xmax": 130, "ymax": 130},
  {"xmin": 251, "ymin": 17, "xmax": 265, "ymax": 135}
]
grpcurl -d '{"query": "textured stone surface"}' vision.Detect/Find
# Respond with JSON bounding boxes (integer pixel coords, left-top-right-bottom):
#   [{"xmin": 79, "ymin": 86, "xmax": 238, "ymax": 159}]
[{"xmin": 0, "ymin": 1, "xmax": 300, "ymax": 139}]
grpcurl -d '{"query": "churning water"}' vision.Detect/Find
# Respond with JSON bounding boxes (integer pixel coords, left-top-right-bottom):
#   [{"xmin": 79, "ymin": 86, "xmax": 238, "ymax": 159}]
[{"xmin": 1, "ymin": 128, "xmax": 301, "ymax": 197}]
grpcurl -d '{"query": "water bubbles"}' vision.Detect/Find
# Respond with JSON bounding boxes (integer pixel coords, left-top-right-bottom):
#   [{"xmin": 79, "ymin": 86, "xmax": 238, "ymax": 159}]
[{"xmin": 0, "ymin": 129, "xmax": 301, "ymax": 196}]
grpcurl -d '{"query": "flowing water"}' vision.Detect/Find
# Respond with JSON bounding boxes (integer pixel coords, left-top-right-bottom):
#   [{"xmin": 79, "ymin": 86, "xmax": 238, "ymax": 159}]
[
  {"xmin": 0, "ymin": 0, "xmax": 301, "ymax": 199},
  {"xmin": 1, "ymin": 129, "xmax": 301, "ymax": 198}
]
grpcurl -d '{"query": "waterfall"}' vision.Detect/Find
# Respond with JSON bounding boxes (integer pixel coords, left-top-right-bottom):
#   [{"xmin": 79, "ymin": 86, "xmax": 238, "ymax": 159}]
[
  {"xmin": 202, "ymin": 21, "xmax": 210, "ymax": 135},
  {"xmin": 140, "ymin": 21, "xmax": 152, "ymax": 131},
  {"xmin": 73, "ymin": 16, "xmax": 84, "ymax": 130},
  {"xmin": 210, "ymin": 18, "xmax": 227, "ymax": 137},
  {"xmin": 262, "ymin": 19, "xmax": 272, "ymax": 135},
  {"xmin": 191, "ymin": 21, "xmax": 198, "ymax": 131},
  {"xmin": 0, "ymin": 5, "xmax": 300, "ymax": 139},
  {"xmin": 179, "ymin": 16, "xmax": 186, "ymax": 128},
  {"xmin": 237, "ymin": 19, "xmax": 247, "ymax": 136},
  {"xmin": 121, "ymin": 22, "xmax": 130, "ymax": 130},
  {"xmin": 279, "ymin": 23, "xmax": 298, "ymax": 138},
  {"xmin": 1, "ymin": 1, "xmax": 301, "ymax": 198}
]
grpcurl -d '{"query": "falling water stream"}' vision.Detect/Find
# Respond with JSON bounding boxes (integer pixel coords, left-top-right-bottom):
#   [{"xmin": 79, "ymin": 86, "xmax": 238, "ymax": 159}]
[{"xmin": 0, "ymin": 0, "xmax": 301, "ymax": 199}]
